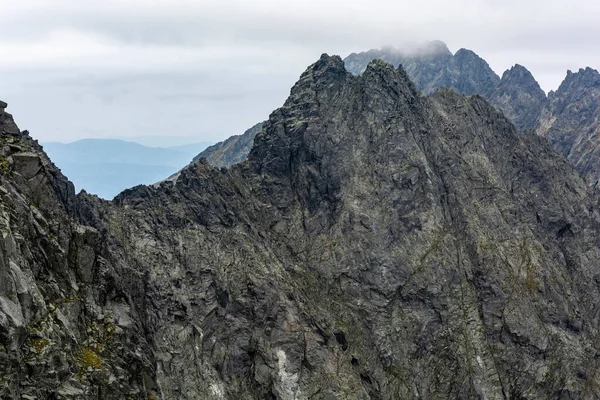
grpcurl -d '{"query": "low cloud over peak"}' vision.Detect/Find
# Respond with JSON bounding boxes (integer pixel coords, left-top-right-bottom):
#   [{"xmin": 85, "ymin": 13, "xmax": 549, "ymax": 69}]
[{"xmin": 0, "ymin": 0, "xmax": 599, "ymax": 142}]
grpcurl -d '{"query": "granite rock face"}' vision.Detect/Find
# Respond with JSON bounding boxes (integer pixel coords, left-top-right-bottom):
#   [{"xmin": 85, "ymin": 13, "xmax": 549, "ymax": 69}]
[
  {"xmin": 193, "ymin": 122, "xmax": 264, "ymax": 168},
  {"xmin": 344, "ymin": 43, "xmax": 600, "ymax": 190},
  {"xmin": 345, "ymin": 42, "xmax": 500, "ymax": 98},
  {"xmin": 489, "ymin": 64, "xmax": 547, "ymax": 134},
  {"xmin": 538, "ymin": 67, "xmax": 600, "ymax": 188},
  {"xmin": 0, "ymin": 107, "xmax": 152, "ymax": 398},
  {"xmin": 344, "ymin": 42, "xmax": 543, "ymax": 132},
  {"xmin": 3, "ymin": 56, "xmax": 600, "ymax": 399}
]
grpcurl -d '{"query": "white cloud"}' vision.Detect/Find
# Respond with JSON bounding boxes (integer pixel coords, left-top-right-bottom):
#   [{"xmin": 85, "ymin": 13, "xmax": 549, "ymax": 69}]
[
  {"xmin": 0, "ymin": 0, "xmax": 599, "ymax": 142},
  {"xmin": 0, "ymin": 28, "xmax": 312, "ymax": 72}
]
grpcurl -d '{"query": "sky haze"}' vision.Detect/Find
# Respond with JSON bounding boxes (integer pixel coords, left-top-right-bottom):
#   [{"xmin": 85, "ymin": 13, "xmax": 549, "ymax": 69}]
[{"xmin": 1, "ymin": 0, "xmax": 599, "ymax": 143}]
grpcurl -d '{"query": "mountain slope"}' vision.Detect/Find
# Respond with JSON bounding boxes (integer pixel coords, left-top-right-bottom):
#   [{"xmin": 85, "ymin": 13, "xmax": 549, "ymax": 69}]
[
  {"xmin": 3, "ymin": 56, "xmax": 600, "ymax": 399},
  {"xmin": 489, "ymin": 64, "xmax": 547, "ymax": 133},
  {"xmin": 538, "ymin": 67, "xmax": 600, "ymax": 187},
  {"xmin": 345, "ymin": 42, "xmax": 500, "ymax": 97},
  {"xmin": 343, "ymin": 43, "xmax": 600, "ymax": 190},
  {"xmin": 192, "ymin": 122, "xmax": 264, "ymax": 168}
]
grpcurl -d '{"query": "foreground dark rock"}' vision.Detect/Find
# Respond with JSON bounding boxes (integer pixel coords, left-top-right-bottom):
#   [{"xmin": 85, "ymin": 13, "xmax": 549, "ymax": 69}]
[{"xmin": 3, "ymin": 55, "xmax": 600, "ymax": 399}]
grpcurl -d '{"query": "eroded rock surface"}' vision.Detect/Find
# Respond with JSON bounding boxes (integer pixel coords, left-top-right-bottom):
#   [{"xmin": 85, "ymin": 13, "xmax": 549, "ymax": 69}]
[
  {"xmin": 193, "ymin": 122, "xmax": 264, "ymax": 169},
  {"xmin": 538, "ymin": 67, "xmax": 600, "ymax": 188},
  {"xmin": 345, "ymin": 43, "xmax": 600, "ymax": 191},
  {"xmin": 489, "ymin": 64, "xmax": 547, "ymax": 134},
  {"xmin": 2, "ymin": 56, "xmax": 600, "ymax": 399},
  {"xmin": 345, "ymin": 42, "xmax": 500, "ymax": 98}
]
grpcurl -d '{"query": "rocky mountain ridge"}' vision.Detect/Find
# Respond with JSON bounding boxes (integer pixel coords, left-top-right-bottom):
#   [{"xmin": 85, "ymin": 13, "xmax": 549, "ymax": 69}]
[
  {"xmin": 538, "ymin": 67, "xmax": 600, "ymax": 186},
  {"xmin": 345, "ymin": 41, "xmax": 500, "ymax": 98},
  {"xmin": 2, "ymin": 55, "xmax": 600, "ymax": 399},
  {"xmin": 344, "ymin": 43, "xmax": 600, "ymax": 190},
  {"xmin": 192, "ymin": 122, "xmax": 264, "ymax": 169},
  {"xmin": 202, "ymin": 43, "xmax": 600, "ymax": 187}
]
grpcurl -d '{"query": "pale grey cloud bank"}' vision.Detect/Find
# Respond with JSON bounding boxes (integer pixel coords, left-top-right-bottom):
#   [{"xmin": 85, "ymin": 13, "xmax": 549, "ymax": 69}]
[{"xmin": 0, "ymin": 0, "xmax": 599, "ymax": 142}]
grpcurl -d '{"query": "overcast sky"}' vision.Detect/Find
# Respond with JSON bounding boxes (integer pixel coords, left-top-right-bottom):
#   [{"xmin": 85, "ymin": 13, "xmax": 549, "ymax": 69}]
[{"xmin": 0, "ymin": 0, "xmax": 599, "ymax": 144}]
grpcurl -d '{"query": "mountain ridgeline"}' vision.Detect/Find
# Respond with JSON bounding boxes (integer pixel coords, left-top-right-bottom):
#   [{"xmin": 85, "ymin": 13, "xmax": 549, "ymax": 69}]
[
  {"xmin": 201, "ymin": 42, "xmax": 600, "ymax": 190},
  {"xmin": 2, "ymin": 55, "xmax": 600, "ymax": 399},
  {"xmin": 193, "ymin": 122, "xmax": 264, "ymax": 169},
  {"xmin": 344, "ymin": 42, "xmax": 600, "ymax": 188}
]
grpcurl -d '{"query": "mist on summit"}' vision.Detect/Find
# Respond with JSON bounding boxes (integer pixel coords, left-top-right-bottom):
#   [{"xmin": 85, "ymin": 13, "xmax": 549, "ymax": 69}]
[
  {"xmin": 2, "ymin": 1, "xmax": 600, "ymax": 399},
  {"xmin": 1, "ymin": 0, "xmax": 599, "ymax": 144}
]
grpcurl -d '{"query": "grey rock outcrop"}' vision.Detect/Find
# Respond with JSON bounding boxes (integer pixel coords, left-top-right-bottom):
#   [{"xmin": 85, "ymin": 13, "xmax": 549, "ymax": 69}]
[
  {"xmin": 343, "ymin": 43, "xmax": 600, "ymax": 191},
  {"xmin": 345, "ymin": 42, "xmax": 500, "ymax": 97},
  {"xmin": 489, "ymin": 64, "xmax": 547, "ymax": 133},
  {"xmin": 538, "ymin": 67, "xmax": 600, "ymax": 188},
  {"xmin": 0, "ymin": 103, "xmax": 151, "ymax": 399},
  {"xmin": 3, "ymin": 53, "xmax": 600, "ymax": 400},
  {"xmin": 193, "ymin": 121, "xmax": 264, "ymax": 168}
]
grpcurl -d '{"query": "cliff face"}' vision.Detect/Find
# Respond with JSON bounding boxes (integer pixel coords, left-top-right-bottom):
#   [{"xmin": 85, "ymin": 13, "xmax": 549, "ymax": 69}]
[
  {"xmin": 0, "ymin": 105, "xmax": 160, "ymax": 398},
  {"xmin": 193, "ymin": 122, "xmax": 264, "ymax": 168},
  {"xmin": 3, "ymin": 56, "xmax": 600, "ymax": 399},
  {"xmin": 489, "ymin": 64, "xmax": 547, "ymax": 134},
  {"xmin": 345, "ymin": 42, "xmax": 500, "ymax": 98},
  {"xmin": 344, "ymin": 44, "xmax": 600, "ymax": 191},
  {"xmin": 538, "ymin": 67, "xmax": 600, "ymax": 188}
]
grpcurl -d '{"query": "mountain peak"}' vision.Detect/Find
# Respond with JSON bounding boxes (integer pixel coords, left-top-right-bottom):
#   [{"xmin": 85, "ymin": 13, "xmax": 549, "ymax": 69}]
[
  {"xmin": 409, "ymin": 40, "xmax": 452, "ymax": 58},
  {"xmin": 315, "ymin": 53, "xmax": 346, "ymax": 72},
  {"xmin": 503, "ymin": 63, "xmax": 530, "ymax": 76},
  {"xmin": 453, "ymin": 48, "xmax": 479, "ymax": 59},
  {"xmin": 292, "ymin": 54, "xmax": 348, "ymax": 94},
  {"xmin": 540, "ymin": 65, "xmax": 600, "ymax": 182},
  {"xmin": 571, "ymin": 66, "xmax": 600, "ymax": 75},
  {"xmin": 563, "ymin": 66, "xmax": 600, "ymax": 83},
  {"xmin": 363, "ymin": 59, "xmax": 417, "ymax": 94},
  {"xmin": 424, "ymin": 40, "xmax": 451, "ymax": 55},
  {"xmin": 556, "ymin": 66, "xmax": 600, "ymax": 96},
  {"xmin": 364, "ymin": 58, "xmax": 396, "ymax": 72},
  {"xmin": 500, "ymin": 64, "xmax": 541, "ymax": 88},
  {"xmin": 490, "ymin": 63, "xmax": 546, "ymax": 132}
]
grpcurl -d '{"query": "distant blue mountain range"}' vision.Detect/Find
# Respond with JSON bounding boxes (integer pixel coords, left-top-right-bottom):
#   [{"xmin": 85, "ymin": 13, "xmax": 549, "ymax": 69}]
[{"xmin": 41, "ymin": 139, "xmax": 212, "ymax": 199}]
